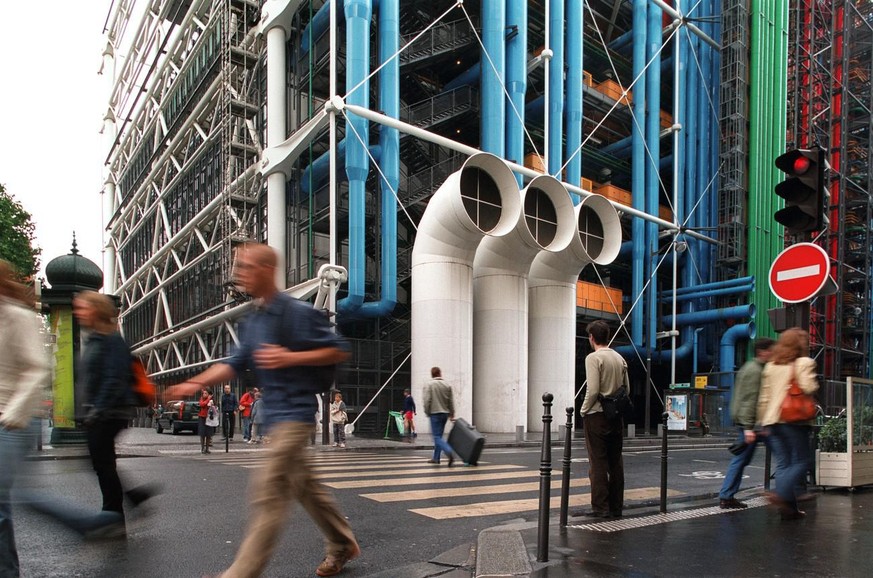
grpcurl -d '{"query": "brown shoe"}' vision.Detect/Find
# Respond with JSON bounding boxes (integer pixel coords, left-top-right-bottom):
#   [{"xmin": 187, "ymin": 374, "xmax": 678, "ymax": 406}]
[
  {"xmin": 315, "ymin": 542, "xmax": 361, "ymax": 577},
  {"xmin": 719, "ymin": 498, "xmax": 748, "ymax": 509}
]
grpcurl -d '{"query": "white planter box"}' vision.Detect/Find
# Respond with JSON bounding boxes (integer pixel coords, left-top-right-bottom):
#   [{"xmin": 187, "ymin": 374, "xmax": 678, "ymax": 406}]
[{"xmin": 816, "ymin": 450, "xmax": 873, "ymax": 488}]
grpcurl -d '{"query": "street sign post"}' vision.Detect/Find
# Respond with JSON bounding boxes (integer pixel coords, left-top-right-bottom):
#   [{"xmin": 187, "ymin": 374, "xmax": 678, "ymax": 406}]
[{"xmin": 769, "ymin": 242, "xmax": 836, "ymax": 303}]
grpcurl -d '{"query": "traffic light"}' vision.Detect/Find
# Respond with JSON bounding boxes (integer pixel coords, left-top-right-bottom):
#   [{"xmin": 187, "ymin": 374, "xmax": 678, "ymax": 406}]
[{"xmin": 774, "ymin": 148, "xmax": 827, "ymax": 234}]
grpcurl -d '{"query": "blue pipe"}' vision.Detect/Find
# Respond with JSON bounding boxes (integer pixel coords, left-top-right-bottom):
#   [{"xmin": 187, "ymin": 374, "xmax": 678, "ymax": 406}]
[
  {"xmin": 301, "ymin": 141, "xmax": 382, "ymax": 195},
  {"xmin": 505, "ymin": 0, "xmax": 526, "ymax": 182},
  {"xmin": 630, "ymin": 0, "xmax": 647, "ymax": 349},
  {"xmin": 358, "ymin": 0, "xmax": 398, "ymax": 317},
  {"xmin": 662, "ymin": 284, "xmax": 754, "ymax": 303},
  {"xmin": 663, "ymin": 304, "xmax": 756, "ymax": 327},
  {"xmin": 300, "ymin": 0, "xmax": 384, "ymax": 56},
  {"xmin": 645, "ymin": 3, "xmax": 662, "ymax": 355},
  {"xmin": 565, "ymin": 0, "xmax": 583, "ymax": 199},
  {"xmin": 547, "ymin": 0, "xmax": 564, "ymax": 175},
  {"xmin": 659, "ymin": 276, "xmax": 755, "ymax": 297},
  {"xmin": 481, "ymin": 0, "xmax": 505, "ymax": 156},
  {"xmin": 720, "ymin": 322, "xmax": 756, "ymax": 380},
  {"xmin": 338, "ymin": 0, "xmax": 372, "ymax": 313},
  {"xmin": 300, "ymin": 1, "xmax": 331, "ymax": 56},
  {"xmin": 609, "ymin": 29, "xmax": 634, "ymax": 52},
  {"xmin": 700, "ymin": 2, "xmax": 714, "ymax": 289},
  {"xmin": 444, "ymin": 62, "xmax": 481, "ymax": 91}
]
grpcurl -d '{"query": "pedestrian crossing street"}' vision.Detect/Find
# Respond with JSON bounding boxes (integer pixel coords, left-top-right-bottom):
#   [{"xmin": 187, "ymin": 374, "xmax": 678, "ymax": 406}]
[{"xmin": 197, "ymin": 451, "xmax": 681, "ymax": 520}]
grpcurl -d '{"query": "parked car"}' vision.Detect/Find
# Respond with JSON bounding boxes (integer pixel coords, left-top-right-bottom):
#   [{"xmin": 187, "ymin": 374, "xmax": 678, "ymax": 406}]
[{"xmin": 155, "ymin": 399, "xmax": 199, "ymax": 434}]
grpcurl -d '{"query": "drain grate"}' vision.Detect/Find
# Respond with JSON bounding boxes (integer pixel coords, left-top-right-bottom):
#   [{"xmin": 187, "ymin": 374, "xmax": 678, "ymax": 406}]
[{"xmin": 569, "ymin": 497, "xmax": 769, "ymax": 532}]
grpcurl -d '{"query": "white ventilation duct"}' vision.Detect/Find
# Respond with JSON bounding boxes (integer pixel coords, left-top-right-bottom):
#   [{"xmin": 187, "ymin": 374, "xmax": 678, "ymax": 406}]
[
  {"xmin": 472, "ymin": 176, "xmax": 576, "ymax": 433},
  {"xmin": 527, "ymin": 194, "xmax": 622, "ymax": 431},
  {"xmin": 411, "ymin": 153, "xmax": 521, "ymax": 433}
]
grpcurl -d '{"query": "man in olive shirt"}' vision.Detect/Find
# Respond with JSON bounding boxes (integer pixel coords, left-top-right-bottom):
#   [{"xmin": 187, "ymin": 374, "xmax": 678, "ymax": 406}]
[
  {"xmin": 423, "ymin": 367, "xmax": 456, "ymax": 466},
  {"xmin": 580, "ymin": 320, "xmax": 630, "ymax": 519},
  {"xmin": 718, "ymin": 338, "xmax": 774, "ymax": 509}
]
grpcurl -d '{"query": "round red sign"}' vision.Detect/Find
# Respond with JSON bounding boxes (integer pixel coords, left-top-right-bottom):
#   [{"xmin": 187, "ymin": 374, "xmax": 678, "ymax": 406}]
[{"xmin": 769, "ymin": 243, "xmax": 832, "ymax": 303}]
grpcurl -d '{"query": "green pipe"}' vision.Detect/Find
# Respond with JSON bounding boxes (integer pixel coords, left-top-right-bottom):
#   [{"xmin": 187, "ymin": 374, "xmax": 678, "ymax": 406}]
[{"xmin": 748, "ymin": 1, "xmax": 762, "ymax": 334}]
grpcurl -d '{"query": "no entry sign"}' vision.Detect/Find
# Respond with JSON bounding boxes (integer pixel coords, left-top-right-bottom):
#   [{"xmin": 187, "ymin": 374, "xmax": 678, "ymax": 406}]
[{"xmin": 769, "ymin": 243, "xmax": 833, "ymax": 303}]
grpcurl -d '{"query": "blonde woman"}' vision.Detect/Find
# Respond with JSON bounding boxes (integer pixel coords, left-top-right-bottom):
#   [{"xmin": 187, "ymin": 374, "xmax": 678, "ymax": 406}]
[
  {"xmin": 757, "ymin": 328, "xmax": 819, "ymax": 520},
  {"xmin": 0, "ymin": 260, "xmax": 49, "ymax": 575}
]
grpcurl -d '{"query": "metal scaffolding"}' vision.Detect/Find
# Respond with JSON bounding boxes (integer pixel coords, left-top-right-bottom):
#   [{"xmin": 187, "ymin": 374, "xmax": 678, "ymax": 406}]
[
  {"xmin": 787, "ymin": 0, "xmax": 873, "ymax": 387},
  {"xmin": 105, "ymin": 0, "xmax": 264, "ymax": 383}
]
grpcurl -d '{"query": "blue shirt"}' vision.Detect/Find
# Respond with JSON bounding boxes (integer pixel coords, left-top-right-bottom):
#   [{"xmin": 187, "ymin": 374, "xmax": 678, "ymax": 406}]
[{"xmin": 226, "ymin": 292, "xmax": 348, "ymax": 425}]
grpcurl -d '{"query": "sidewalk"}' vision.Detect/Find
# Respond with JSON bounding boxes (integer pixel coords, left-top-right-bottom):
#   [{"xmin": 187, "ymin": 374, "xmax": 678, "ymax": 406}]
[{"xmin": 476, "ymin": 487, "xmax": 873, "ymax": 578}]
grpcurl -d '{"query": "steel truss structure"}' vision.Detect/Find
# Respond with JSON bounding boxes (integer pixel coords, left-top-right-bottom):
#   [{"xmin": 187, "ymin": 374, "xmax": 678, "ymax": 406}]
[
  {"xmin": 104, "ymin": 0, "xmax": 264, "ymax": 383},
  {"xmin": 787, "ymin": 0, "xmax": 873, "ymax": 394}
]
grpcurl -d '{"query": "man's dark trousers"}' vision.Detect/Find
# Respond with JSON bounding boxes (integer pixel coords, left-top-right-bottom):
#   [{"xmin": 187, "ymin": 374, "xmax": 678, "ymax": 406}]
[
  {"xmin": 223, "ymin": 412, "xmax": 236, "ymax": 439},
  {"xmin": 583, "ymin": 412, "xmax": 624, "ymax": 516}
]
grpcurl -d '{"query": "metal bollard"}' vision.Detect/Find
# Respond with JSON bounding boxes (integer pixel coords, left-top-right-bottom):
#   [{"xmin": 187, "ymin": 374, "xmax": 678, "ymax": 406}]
[
  {"xmin": 660, "ymin": 411, "xmax": 669, "ymax": 514},
  {"xmin": 560, "ymin": 407, "xmax": 574, "ymax": 527},
  {"xmin": 536, "ymin": 393, "xmax": 553, "ymax": 563}
]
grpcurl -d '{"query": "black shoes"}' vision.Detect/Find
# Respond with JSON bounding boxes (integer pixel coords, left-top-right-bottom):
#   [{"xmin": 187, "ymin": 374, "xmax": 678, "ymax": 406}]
[
  {"xmin": 719, "ymin": 498, "xmax": 748, "ymax": 509},
  {"xmin": 447, "ymin": 455, "xmax": 455, "ymax": 467},
  {"xmin": 125, "ymin": 483, "xmax": 162, "ymax": 508},
  {"xmin": 781, "ymin": 509, "xmax": 807, "ymax": 521}
]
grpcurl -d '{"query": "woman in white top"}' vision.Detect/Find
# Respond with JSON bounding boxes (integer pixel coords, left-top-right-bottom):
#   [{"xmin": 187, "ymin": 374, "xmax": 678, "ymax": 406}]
[
  {"xmin": 0, "ymin": 260, "xmax": 49, "ymax": 575},
  {"xmin": 757, "ymin": 328, "xmax": 819, "ymax": 520}
]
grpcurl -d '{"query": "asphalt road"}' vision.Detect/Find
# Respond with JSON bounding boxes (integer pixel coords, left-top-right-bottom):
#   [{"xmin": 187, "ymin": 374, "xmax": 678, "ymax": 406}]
[{"xmin": 15, "ymin": 439, "xmax": 760, "ymax": 577}]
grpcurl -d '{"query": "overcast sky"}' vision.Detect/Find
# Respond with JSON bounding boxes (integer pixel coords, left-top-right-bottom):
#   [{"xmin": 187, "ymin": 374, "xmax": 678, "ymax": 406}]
[{"xmin": 0, "ymin": 2, "xmax": 114, "ymax": 282}]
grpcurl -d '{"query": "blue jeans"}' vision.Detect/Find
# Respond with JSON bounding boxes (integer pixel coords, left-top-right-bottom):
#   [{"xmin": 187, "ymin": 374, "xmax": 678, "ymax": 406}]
[
  {"xmin": 429, "ymin": 414, "xmax": 455, "ymax": 462},
  {"xmin": 719, "ymin": 427, "xmax": 758, "ymax": 500},
  {"xmin": 768, "ymin": 423, "xmax": 812, "ymax": 508},
  {"xmin": 243, "ymin": 416, "xmax": 252, "ymax": 440},
  {"xmin": 0, "ymin": 423, "xmax": 34, "ymax": 578}
]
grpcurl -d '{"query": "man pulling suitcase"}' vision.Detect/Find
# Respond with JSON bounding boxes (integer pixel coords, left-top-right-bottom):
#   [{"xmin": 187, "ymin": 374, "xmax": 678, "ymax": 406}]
[{"xmin": 423, "ymin": 367, "xmax": 457, "ymax": 466}]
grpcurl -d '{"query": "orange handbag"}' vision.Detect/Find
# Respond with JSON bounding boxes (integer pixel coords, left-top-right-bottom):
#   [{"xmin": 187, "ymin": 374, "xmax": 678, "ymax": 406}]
[{"xmin": 780, "ymin": 364, "xmax": 817, "ymax": 423}]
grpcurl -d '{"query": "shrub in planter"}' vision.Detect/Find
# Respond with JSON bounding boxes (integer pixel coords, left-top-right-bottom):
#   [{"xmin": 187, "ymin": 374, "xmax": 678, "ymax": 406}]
[{"xmin": 818, "ymin": 417, "xmax": 847, "ymax": 453}]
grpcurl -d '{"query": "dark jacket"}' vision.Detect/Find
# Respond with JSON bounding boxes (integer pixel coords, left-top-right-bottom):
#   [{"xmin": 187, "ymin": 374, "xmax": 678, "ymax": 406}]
[
  {"xmin": 221, "ymin": 392, "xmax": 239, "ymax": 413},
  {"xmin": 227, "ymin": 292, "xmax": 349, "ymax": 425},
  {"xmin": 79, "ymin": 331, "xmax": 136, "ymax": 420}
]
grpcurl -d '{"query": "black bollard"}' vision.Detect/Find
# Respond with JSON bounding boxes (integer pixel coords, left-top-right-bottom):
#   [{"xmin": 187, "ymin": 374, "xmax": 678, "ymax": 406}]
[
  {"xmin": 764, "ymin": 442, "xmax": 772, "ymax": 490},
  {"xmin": 660, "ymin": 411, "xmax": 669, "ymax": 513},
  {"xmin": 536, "ymin": 393, "xmax": 554, "ymax": 563},
  {"xmin": 560, "ymin": 406, "xmax": 573, "ymax": 527}
]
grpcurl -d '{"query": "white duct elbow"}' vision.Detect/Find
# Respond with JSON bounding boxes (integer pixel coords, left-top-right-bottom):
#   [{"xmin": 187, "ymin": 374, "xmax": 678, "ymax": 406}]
[
  {"xmin": 527, "ymin": 193, "xmax": 622, "ymax": 432},
  {"xmin": 411, "ymin": 153, "xmax": 522, "ymax": 430},
  {"xmin": 472, "ymin": 176, "xmax": 576, "ymax": 433}
]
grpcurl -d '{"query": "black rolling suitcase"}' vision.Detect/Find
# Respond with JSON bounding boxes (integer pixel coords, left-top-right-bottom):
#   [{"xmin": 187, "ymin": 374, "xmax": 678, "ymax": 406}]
[{"xmin": 448, "ymin": 418, "xmax": 485, "ymax": 465}]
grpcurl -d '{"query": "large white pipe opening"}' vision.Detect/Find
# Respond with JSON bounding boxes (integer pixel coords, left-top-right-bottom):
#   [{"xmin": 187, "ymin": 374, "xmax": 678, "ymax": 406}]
[
  {"xmin": 411, "ymin": 153, "xmax": 521, "ymax": 433},
  {"xmin": 472, "ymin": 175, "xmax": 576, "ymax": 433},
  {"xmin": 527, "ymin": 194, "xmax": 621, "ymax": 431}
]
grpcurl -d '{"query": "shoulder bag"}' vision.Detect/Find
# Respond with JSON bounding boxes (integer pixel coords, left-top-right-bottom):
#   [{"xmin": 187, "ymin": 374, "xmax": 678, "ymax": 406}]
[{"xmin": 779, "ymin": 362, "xmax": 817, "ymax": 423}]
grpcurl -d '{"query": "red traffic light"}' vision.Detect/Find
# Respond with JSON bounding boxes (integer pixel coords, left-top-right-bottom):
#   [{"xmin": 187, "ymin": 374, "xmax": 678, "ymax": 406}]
[{"xmin": 793, "ymin": 156, "xmax": 811, "ymax": 175}]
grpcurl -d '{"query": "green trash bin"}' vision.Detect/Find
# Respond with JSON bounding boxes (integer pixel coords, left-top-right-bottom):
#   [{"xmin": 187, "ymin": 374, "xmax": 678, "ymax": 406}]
[{"xmin": 385, "ymin": 410, "xmax": 405, "ymax": 438}]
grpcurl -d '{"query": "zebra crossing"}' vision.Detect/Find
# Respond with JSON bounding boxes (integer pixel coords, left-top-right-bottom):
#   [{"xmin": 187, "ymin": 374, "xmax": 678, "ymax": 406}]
[{"xmin": 195, "ymin": 450, "xmax": 679, "ymax": 520}]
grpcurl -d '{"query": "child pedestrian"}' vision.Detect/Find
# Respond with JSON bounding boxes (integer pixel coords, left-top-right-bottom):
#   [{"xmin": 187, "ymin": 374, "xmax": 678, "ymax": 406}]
[
  {"xmin": 249, "ymin": 390, "xmax": 265, "ymax": 444},
  {"xmin": 330, "ymin": 392, "xmax": 348, "ymax": 448},
  {"xmin": 402, "ymin": 388, "xmax": 417, "ymax": 443}
]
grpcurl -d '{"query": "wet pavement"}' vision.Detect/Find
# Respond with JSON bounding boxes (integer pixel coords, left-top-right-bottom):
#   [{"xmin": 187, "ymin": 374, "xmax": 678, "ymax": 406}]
[{"xmin": 28, "ymin": 424, "xmax": 869, "ymax": 577}]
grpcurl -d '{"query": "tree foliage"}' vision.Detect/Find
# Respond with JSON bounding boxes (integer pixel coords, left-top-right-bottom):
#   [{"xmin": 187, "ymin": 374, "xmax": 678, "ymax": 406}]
[{"xmin": 0, "ymin": 183, "xmax": 41, "ymax": 280}]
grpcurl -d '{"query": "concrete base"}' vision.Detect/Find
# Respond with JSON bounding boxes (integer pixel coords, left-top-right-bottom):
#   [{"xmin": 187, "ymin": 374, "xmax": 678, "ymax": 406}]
[
  {"xmin": 49, "ymin": 427, "xmax": 88, "ymax": 445},
  {"xmin": 477, "ymin": 528, "xmax": 532, "ymax": 576}
]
